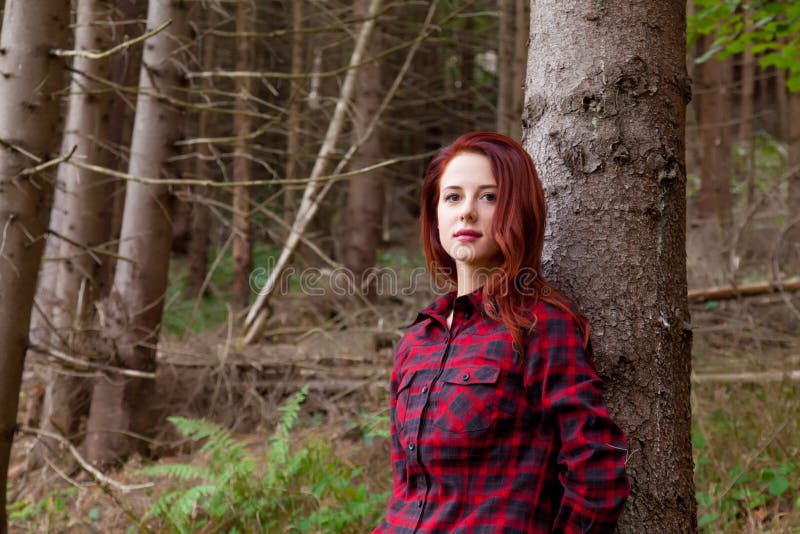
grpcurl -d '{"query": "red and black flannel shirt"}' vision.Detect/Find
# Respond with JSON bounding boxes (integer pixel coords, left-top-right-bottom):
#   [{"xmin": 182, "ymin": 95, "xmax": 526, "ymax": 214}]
[{"xmin": 374, "ymin": 288, "xmax": 630, "ymax": 533}]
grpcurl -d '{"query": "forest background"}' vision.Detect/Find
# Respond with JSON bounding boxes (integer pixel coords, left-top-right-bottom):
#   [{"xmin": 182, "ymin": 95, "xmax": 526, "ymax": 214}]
[{"xmin": 0, "ymin": 0, "xmax": 798, "ymax": 532}]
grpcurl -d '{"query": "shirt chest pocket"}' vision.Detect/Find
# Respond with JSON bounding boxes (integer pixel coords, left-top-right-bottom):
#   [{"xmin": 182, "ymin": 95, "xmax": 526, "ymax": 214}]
[
  {"xmin": 395, "ymin": 370, "xmax": 422, "ymax": 430},
  {"xmin": 432, "ymin": 364, "xmax": 501, "ymax": 433}
]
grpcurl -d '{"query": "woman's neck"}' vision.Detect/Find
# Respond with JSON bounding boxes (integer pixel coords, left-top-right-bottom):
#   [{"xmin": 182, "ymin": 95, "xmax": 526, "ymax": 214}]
[{"xmin": 455, "ymin": 263, "xmax": 496, "ymax": 296}]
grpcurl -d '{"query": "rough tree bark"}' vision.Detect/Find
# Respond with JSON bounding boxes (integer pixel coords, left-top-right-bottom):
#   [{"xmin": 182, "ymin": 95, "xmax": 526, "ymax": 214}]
[
  {"xmin": 522, "ymin": 1, "xmax": 695, "ymax": 532},
  {"xmin": 344, "ymin": 0, "xmax": 385, "ymax": 292},
  {"xmin": 232, "ymin": 0, "xmax": 253, "ymax": 309},
  {"xmin": 38, "ymin": 0, "xmax": 116, "ymax": 456},
  {"xmin": 0, "ymin": 0, "xmax": 70, "ymax": 529},
  {"xmin": 83, "ymin": 0, "xmax": 188, "ymax": 466}
]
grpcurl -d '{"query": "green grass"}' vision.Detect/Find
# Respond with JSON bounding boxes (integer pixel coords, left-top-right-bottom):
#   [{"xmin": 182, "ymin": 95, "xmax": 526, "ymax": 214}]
[{"xmin": 693, "ymin": 380, "xmax": 800, "ymax": 531}]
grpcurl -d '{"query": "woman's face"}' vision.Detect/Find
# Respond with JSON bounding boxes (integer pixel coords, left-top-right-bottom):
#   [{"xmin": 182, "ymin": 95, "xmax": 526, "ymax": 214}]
[{"xmin": 436, "ymin": 152, "xmax": 502, "ymax": 271}]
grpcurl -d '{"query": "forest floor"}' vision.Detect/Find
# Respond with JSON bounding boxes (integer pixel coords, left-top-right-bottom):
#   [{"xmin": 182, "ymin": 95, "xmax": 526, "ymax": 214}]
[
  {"xmin": 8, "ymin": 295, "xmax": 799, "ymax": 533},
  {"xmin": 7, "ymin": 218, "xmax": 800, "ymax": 532}
]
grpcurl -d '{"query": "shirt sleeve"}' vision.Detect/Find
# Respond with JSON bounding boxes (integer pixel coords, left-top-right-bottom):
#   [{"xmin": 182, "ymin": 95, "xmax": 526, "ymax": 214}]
[{"xmin": 534, "ymin": 308, "xmax": 630, "ymax": 533}]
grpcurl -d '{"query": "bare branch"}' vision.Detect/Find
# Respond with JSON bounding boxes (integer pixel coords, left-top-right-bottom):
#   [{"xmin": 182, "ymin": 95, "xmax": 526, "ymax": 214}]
[
  {"xmin": 29, "ymin": 343, "xmax": 157, "ymax": 379},
  {"xmin": 20, "ymin": 426, "xmax": 154, "ymax": 492},
  {"xmin": 51, "ymin": 20, "xmax": 173, "ymax": 60}
]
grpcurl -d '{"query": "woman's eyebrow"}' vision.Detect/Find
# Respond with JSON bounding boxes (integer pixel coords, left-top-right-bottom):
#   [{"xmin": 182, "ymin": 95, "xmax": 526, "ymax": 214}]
[{"xmin": 441, "ymin": 184, "xmax": 497, "ymax": 191}]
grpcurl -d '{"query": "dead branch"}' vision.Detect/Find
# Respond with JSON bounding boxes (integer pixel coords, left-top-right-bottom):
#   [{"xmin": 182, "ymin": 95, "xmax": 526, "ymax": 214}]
[
  {"xmin": 19, "ymin": 426, "xmax": 154, "ymax": 492},
  {"xmin": 67, "ymin": 155, "xmax": 408, "ymax": 189},
  {"xmin": 239, "ymin": 0, "xmax": 384, "ymax": 336},
  {"xmin": 29, "ymin": 343, "xmax": 157, "ymax": 379},
  {"xmin": 688, "ymin": 277, "xmax": 800, "ymax": 302},
  {"xmin": 17, "ymin": 144, "xmax": 77, "ymax": 178},
  {"xmin": 692, "ymin": 370, "xmax": 800, "ymax": 383},
  {"xmin": 51, "ymin": 20, "xmax": 172, "ymax": 60},
  {"xmin": 242, "ymin": 0, "xmax": 455, "ymax": 342}
]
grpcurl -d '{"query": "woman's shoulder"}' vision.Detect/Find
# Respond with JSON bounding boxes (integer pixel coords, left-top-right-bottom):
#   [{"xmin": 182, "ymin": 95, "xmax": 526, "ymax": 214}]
[{"xmin": 526, "ymin": 294, "xmax": 588, "ymax": 342}]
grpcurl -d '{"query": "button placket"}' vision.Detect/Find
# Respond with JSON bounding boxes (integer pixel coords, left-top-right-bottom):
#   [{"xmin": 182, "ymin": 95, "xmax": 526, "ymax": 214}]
[{"xmin": 409, "ymin": 330, "xmax": 451, "ymax": 523}]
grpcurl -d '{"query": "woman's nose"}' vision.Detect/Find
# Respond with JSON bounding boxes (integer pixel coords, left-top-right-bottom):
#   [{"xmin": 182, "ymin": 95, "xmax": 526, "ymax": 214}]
[{"xmin": 458, "ymin": 200, "xmax": 476, "ymax": 221}]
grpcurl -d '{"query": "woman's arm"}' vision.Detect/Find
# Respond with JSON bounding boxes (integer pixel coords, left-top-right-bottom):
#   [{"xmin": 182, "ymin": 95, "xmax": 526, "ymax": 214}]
[{"xmin": 534, "ymin": 307, "xmax": 630, "ymax": 533}]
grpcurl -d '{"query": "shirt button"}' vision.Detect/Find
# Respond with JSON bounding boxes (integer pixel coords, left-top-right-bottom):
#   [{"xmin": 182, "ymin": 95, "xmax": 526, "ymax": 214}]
[
  {"xmin": 421, "ymin": 385, "xmax": 428, "ymax": 393},
  {"xmin": 417, "ymin": 500, "xmax": 423, "ymax": 508},
  {"xmin": 461, "ymin": 373, "xmax": 470, "ymax": 382},
  {"xmin": 408, "ymin": 442, "xmax": 415, "ymax": 451}
]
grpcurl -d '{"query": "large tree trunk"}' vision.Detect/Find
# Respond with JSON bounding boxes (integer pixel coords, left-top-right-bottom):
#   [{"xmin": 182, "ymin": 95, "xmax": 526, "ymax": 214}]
[
  {"xmin": 83, "ymin": 0, "xmax": 188, "ymax": 467},
  {"xmin": 231, "ymin": 0, "xmax": 254, "ymax": 309},
  {"xmin": 0, "ymin": 0, "xmax": 69, "ymax": 529},
  {"xmin": 37, "ymin": 0, "xmax": 116, "ymax": 458},
  {"xmin": 523, "ymin": 1, "xmax": 694, "ymax": 532},
  {"xmin": 344, "ymin": 0, "xmax": 385, "ymax": 292}
]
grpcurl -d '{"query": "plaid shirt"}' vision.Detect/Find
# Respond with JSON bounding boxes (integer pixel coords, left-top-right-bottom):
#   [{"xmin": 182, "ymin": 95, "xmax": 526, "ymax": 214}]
[{"xmin": 375, "ymin": 289, "xmax": 630, "ymax": 533}]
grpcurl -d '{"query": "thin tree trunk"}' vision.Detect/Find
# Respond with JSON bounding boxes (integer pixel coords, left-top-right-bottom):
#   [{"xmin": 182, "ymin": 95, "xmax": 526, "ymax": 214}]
[
  {"xmin": 232, "ymin": 0, "xmax": 253, "ymax": 309},
  {"xmin": 344, "ymin": 0, "xmax": 385, "ymax": 292},
  {"xmin": 98, "ymin": 0, "xmax": 145, "ymax": 295},
  {"xmin": 496, "ymin": 0, "xmax": 514, "ymax": 135},
  {"xmin": 699, "ymin": 55, "xmax": 733, "ymax": 228},
  {"xmin": 284, "ymin": 0, "xmax": 304, "ymax": 223},
  {"xmin": 523, "ymin": 1, "xmax": 694, "ymax": 531},
  {"xmin": 459, "ymin": 16, "xmax": 475, "ymax": 132},
  {"xmin": 83, "ymin": 0, "xmax": 188, "ymax": 467},
  {"xmin": 186, "ymin": 8, "xmax": 217, "ymax": 298},
  {"xmin": 758, "ymin": 66, "xmax": 779, "ymax": 137},
  {"xmin": 509, "ymin": 0, "xmax": 528, "ymax": 140},
  {"xmin": 775, "ymin": 67, "xmax": 789, "ymax": 141},
  {"xmin": 739, "ymin": 30, "xmax": 756, "ymax": 207},
  {"xmin": 0, "ymin": 0, "xmax": 69, "ymax": 528},
  {"xmin": 785, "ymin": 90, "xmax": 800, "ymax": 269},
  {"xmin": 38, "ymin": 0, "xmax": 116, "ymax": 457}
]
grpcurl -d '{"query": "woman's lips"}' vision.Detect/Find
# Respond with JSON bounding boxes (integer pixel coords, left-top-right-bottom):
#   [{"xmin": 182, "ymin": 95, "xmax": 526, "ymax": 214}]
[{"xmin": 454, "ymin": 230, "xmax": 481, "ymax": 242}]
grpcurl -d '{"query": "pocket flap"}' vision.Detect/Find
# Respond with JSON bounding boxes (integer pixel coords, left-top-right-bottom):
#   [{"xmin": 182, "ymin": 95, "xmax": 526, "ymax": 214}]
[
  {"xmin": 397, "ymin": 369, "xmax": 417, "ymax": 394},
  {"xmin": 442, "ymin": 364, "xmax": 500, "ymax": 385}
]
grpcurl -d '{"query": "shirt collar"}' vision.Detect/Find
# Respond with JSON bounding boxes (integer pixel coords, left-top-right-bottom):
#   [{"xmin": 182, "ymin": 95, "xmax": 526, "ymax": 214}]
[{"xmin": 408, "ymin": 287, "xmax": 487, "ymax": 327}]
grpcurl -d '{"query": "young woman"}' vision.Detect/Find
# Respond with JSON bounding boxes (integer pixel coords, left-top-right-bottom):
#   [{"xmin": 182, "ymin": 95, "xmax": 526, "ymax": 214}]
[{"xmin": 375, "ymin": 132, "xmax": 630, "ymax": 533}]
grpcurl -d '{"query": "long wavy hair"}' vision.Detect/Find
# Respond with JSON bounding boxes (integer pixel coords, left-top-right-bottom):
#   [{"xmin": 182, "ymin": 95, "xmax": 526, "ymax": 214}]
[{"xmin": 420, "ymin": 131, "xmax": 587, "ymax": 350}]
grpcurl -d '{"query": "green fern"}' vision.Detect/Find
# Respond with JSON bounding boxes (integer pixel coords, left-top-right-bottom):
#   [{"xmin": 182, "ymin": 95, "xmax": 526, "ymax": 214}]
[
  {"xmin": 140, "ymin": 386, "xmax": 388, "ymax": 533},
  {"xmin": 140, "ymin": 463, "xmax": 213, "ymax": 482}
]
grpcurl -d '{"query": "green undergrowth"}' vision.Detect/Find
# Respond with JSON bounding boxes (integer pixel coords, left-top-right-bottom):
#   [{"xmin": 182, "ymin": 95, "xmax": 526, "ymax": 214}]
[
  {"xmin": 693, "ymin": 380, "xmax": 800, "ymax": 532},
  {"xmin": 9, "ymin": 361, "xmax": 799, "ymax": 532},
  {"xmin": 163, "ymin": 243, "xmax": 292, "ymax": 335},
  {"xmin": 138, "ymin": 386, "xmax": 389, "ymax": 533}
]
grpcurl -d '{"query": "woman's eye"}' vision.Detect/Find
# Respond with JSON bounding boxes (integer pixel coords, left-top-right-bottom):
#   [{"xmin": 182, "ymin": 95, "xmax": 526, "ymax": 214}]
[
  {"xmin": 482, "ymin": 193, "xmax": 497, "ymax": 202},
  {"xmin": 444, "ymin": 193, "xmax": 460, "ymax": 202}
]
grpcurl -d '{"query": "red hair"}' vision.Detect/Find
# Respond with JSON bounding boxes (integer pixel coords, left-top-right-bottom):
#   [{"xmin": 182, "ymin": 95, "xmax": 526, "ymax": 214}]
[{"xmin": 420, "ymin": 131, "xmax": 588, "ymax": 350}]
